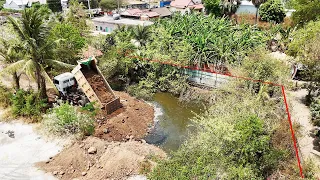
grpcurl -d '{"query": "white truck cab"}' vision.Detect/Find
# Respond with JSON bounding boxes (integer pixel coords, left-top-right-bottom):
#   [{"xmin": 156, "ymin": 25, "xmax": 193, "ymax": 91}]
[{"xmin": 53, "ymin": 73, "xmax": 76, "ymax": 96}]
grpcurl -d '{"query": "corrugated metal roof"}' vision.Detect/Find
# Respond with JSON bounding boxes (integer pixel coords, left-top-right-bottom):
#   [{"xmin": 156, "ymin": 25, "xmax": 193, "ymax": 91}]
[{"xmin": 151, "ymin": 7, "xmax": 172, "ymax": 17}]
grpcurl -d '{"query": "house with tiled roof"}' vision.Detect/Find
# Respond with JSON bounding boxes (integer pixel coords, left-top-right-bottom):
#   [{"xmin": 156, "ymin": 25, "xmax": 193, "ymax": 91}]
[{"xmin": 169, "ymin": 0, "xmax": 204, "ymax": 14}]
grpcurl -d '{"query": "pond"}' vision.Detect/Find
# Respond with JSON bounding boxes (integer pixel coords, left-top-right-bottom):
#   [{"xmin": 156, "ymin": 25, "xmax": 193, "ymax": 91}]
[{"xmin": 144, "ymin": 93, "xmax": 204, "ymax": 152}]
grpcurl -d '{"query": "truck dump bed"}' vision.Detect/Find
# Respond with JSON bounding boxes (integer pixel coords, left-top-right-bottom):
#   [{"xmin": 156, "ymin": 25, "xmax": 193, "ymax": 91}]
[{"xmin": 71, "ymin": 57, "xmax": 121, "ymax": 114}]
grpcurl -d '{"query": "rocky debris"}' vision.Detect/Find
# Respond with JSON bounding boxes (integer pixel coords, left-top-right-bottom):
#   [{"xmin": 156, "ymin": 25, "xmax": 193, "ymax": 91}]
[
  {"xmin": 53, "ymin": 171, "xmax": 58, "ymax": 175},
  {"xmin": 82, "ymin": 172, "xmax": 87, "ymax": 176},
  {"xmin": 59, "ymin": 171, "xmax": 65, "ymax": 175},
  {"xmin": 5, "ymin": 130, "xmax": 14, "ymax": 138},
  {"xmin": 88, "ymin": 147, "xmax": 97, "ymax": 154},
  {"xmin": 79, "ymin": 144, "xmax": 84, "ymax": 148},
  {"xmin": 103, "ymin": 128, "xmax": 109, "ymax": 134},
  {"xmin": 140, "ymin": 139, "xmax": 146, "ymax": 144}
]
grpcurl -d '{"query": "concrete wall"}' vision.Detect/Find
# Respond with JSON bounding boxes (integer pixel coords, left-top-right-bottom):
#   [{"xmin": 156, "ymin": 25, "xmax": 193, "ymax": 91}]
[
  {"xmin": 184, "ymin": 69, "xmax": 230, "ymax": 87},
  {"xmin": 236, "ymin": 4, "xmax": 295, "ymax": 17},
  {"xmin": 93, "ymin": 21, "xmax": 117, "ymax": 33}
]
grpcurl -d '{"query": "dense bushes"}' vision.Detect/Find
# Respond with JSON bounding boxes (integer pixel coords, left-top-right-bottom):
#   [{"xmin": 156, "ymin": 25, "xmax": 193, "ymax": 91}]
[
  {"xmin": 0, "ymin": 85, "xmax": 12, "ymax": 108},
  {"xmin": 10, "ymin": 89, "xmax": 47, "ymax": 120},
  {"xmin": 310, "ymin": 97, "xmax": 320, "ymax": 126},
  {"xmin": 259, "ymin": 0, "xmax": 286, "ymax": 23},
  {"xmin": 127, "ymin": 64, "xmax": 188, "ymax": 100},
  {"xmin": 42, "ymin": 103, "xmax": 94, "ymax": 136}
]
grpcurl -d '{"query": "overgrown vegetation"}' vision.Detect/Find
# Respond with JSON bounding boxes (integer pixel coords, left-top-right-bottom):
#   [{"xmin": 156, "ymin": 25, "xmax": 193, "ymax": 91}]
[
  {"xmin": 310, "ymin": 97, "xmax": 320, "ymax": 126},
  {"xmin": 10, "ymin": 89, "xmax": 47, "ymax": 120},
  {"xmin": 42, "ymin": 103, "xmax": 95, "ymax": 136},
  {"xmin": 0, "ymin": 84, "xmax": 12, "ymax": 108}
]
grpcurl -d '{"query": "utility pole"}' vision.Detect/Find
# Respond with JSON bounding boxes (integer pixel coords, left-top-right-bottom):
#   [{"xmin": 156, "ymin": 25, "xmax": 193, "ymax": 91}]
[
  {"xmin": 87, "ymin": 0, "xmax": 92, "ymax": 18},
  {"xmin": 117, "ymin": 0, "xmax": 120, "ymax": 13}
]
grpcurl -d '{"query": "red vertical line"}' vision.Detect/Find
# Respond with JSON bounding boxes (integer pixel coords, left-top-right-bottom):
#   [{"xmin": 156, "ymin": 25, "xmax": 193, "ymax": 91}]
[{"xmin": 281, "ymin": 85, "xmax": 304, "ymax": 178}]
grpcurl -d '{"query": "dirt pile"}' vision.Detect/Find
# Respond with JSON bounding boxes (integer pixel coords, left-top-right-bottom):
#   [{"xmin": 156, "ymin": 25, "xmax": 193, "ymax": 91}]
[
  {"xmin": 37, "ymin": 137, "xmax": 166, "ymax": 180},
  {"xmin": 82, "ymin": 70, "xmax": 114, "ymax": 104},
  {"xmin": 94, "ymin": 91, "xmax": 154, "ymax": 141}
]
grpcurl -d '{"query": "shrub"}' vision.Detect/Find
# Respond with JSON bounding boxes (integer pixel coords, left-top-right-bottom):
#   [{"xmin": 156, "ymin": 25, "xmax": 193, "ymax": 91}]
[
  {"xmin": 42, "ymin": 103, "xmax": 95, "ymax": 136},
  {"xmin": 310, "ymin": 97, "xmax": 320, "ymax": 126},
  {"xmin": 10, "ymin": 89, "xmax": 47, "ymax": 120},
  {"xmin": 259, "ymin": 0, "xmax": 286, "ymax": 23},
  {"xmin": 0, "ymin": 85, "xmax": 12, "ymax": 108}
]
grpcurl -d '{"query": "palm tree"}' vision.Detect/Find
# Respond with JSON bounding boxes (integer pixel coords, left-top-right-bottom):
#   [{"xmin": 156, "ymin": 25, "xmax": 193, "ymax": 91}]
[
  {"xmin": 220, "ymin": 0, "xmax": 241, "ymax": 22},
  {"xmin": 131, "ymin": 25, "xmax": 152, "ymax": 47},
  {"xmin": 5, "ymin": 7, "xmax": 73, "ymax": 99},
  {"xmin": 251, "ymin": 0, "xmax": 268, "ymax": 25},
  {"xmin": 0, "ymin": 39, "xmax": 24, "ymax": 89}
]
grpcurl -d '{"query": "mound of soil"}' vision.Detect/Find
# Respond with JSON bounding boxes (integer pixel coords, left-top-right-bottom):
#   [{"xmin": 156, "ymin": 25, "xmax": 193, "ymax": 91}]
[
  {"xmin": 94, "ymin": 91, "xmax": 154, "ymax": 141},
  {"xmin": 37, "ymin": 137, "xmax": 166, "ymax": 180},
  {"xmin": 82, "ymin": 70, "xmax": 114, "ymax": 104}
]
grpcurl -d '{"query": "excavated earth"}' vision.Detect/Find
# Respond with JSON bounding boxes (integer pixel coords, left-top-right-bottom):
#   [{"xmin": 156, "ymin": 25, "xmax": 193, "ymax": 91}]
[
  {"xmin": 37, "ymin": 137, "xmax": 166, "ymax": 180},
  {"xmin": 94, "ymin": 91, "xmax": 154, "ymax": 141},
  {"xmin": 82, "ymin": 70, "xmax": 114, "ymax": 104}
]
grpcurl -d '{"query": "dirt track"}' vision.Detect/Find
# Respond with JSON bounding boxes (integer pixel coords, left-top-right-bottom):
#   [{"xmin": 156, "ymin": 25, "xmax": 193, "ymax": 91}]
[{"xmin": 94, "ymin": 91, "xmax": 154, "ymax": 141}]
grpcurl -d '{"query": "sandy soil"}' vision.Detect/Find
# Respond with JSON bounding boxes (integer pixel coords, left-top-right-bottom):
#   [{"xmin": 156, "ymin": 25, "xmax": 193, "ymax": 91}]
[
  {"xmin": 94, "ymin": 91, "xmax": 154, "ymax": 142},
  {"xmin": 0, "ymin": 121, "xmax": 65, "ymax": 180},
  {"xmin": 37, "ymin": 136, "xmax": 166, "ymax": 180},
  {"xmin": 289, "ymin": 89, "xmax": 320, "ymax": 169}
]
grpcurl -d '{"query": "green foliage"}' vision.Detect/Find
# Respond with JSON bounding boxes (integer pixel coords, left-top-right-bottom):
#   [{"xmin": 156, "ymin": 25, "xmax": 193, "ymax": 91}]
[
  {"xmin": 0, "ymin": 85, "xmax": 12, "ymax": 108},
  {"xmin": 47, "ymin": 0, "xmax": 62, "ymax": 12},
  {"xmin": 127, "ymin": 64, "xmax": 188, "ymax": 100},
  {"xmin": 10, "ymin": 89, "xmax": 47, "ymax": 120},
  {"xmin": 0, "ymin": 1, "xmax": 5, "ymax": 10},
  {"xmin": 81, "ymin": 102, "xmax": 99, "ymax": 117},
  {"xmin": 310, "ymin": 97, "xmax": 320, "ymax": 126},
  {"xmin": 42, "ymin": 103, "xmax": 95, "ymax": 136},
  {"xmin": 146, "ymin": 14, "xmax": 266, "ymax": 66},
  {"xmin": 203, "ymin": 0, "xmax": 221, "ymax": 16},
  {"xmin": 99, "ymin": 0, "xmax": 122, "ymax": 11},
  {"xmin": 259, "ymin": 0, "xmax": 286, "ymax": 23},
  {"xmin": 66, "ymin": 0, "xmax": 90, "ymax": 35},
  {"xmin": 240, "ymin": 49, "xmax": 290, "ymax": 98},
  {"xmin": 291, "ymin": 0, "xmax": 320, "ymax": 26},
  {"xmin": 49, "ymin": 23, "xmax": 86, "ymax": 64},
  {"xmin": 288, "ymin": 20, "xmax": 320, "ymax": 57},
  {"xmin": 289, "ymin": 25, "xmax": 320, "ymax": 97}
]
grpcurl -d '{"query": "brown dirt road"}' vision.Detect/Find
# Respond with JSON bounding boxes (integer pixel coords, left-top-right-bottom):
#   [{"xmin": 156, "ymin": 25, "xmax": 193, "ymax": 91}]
[{"xmin": 289, "ymin": 89, "xmax": 320, "ymax": 172}]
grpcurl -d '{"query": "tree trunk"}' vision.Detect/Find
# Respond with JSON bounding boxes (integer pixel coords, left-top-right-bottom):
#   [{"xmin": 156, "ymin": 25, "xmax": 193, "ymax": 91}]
[
  {"xmin": 35, "ymin": 63, "xmax": 48, "ymax": 100},
  {"xmin": 12, "ymin": 71, "xmax": 20, "ymax": 90},
  {"xmin": 255, "ymin": 6, "xmax": 259, "ymax": 25}
]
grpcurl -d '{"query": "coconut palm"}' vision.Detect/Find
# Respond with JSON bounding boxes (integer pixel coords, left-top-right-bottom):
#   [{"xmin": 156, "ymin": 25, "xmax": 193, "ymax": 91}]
[
  {"xmin": 251, "ymin": 0, "xmax": 268, "ymax": 24},
  {"xmin": 0, "ymin": 39, "xmax": 24, "ymax": 89},
  {"xmin": 4, "ymin": 7, "xmax": 73, "ymax": 99},
  {"xmin": 220, "ymin": 0, "xmax": 241, "ymax": 22},
  {"xmin": 131, "ymin": 25, "xmax": 152, "ymax": 47}
]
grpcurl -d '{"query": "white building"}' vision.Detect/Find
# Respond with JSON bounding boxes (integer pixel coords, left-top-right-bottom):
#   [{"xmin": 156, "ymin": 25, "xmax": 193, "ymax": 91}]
[
  {"xmin": 3, "ymin": 0, "xmax": 46, "ymax": 10},
  {"xmin": 92, "ymin": 15, "xmax": 153, "ymax": 34}
]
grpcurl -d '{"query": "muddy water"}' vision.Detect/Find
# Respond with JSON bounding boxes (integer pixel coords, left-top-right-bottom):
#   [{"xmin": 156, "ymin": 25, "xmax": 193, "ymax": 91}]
[{"xmin": 144, "ymin": 93, "xmax": 203, "ymax": 152}]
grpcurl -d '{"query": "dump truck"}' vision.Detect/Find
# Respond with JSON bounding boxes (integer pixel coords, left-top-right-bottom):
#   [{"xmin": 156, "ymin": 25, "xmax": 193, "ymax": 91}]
[{"xmin": 53, "ymin": 57, "xmax": 121, "ymax": 114}]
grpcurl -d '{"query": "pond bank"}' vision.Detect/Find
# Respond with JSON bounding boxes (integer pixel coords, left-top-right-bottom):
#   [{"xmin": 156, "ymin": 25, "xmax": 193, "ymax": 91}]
[{"xmin": 145, "ymin": 92, "xmax": 204, "ymax": 152}]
